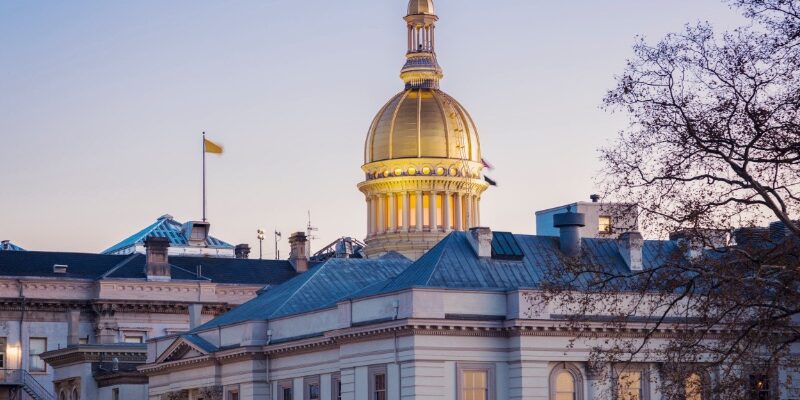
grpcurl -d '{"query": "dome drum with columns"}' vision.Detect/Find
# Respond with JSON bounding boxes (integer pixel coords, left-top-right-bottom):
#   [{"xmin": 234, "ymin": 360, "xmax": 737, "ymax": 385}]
[{"xmin": 359, "ymin": 0, "xmax": 489, "ymax": 260}]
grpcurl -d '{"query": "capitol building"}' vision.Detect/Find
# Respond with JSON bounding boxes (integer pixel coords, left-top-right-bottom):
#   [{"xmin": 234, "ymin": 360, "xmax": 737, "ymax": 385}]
[{"xmin": 0, "ymin": 1, "xmax": 795, "ymax": 400}]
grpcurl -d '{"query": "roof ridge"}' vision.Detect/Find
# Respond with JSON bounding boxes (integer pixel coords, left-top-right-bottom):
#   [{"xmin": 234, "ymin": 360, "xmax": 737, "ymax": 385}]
[
  {"xmin": 421, "ymin": 233, "xmax": 454, "ymax": 285},
  {"xmin": 102, "ymin": 218, "xmax": 165, "ymax": 254}
]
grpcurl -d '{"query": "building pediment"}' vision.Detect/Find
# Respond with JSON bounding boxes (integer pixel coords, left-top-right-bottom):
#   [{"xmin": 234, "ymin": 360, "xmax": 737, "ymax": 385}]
[{"xmin": 156, "ymin": 335, "xmax": 216, "ymax": 364}]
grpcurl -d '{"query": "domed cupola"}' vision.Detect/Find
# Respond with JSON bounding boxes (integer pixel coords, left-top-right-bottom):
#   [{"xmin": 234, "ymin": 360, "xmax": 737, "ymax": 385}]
[{"xmin": 358, "ymin": 0, "xmax": 489, "ymax": 260}]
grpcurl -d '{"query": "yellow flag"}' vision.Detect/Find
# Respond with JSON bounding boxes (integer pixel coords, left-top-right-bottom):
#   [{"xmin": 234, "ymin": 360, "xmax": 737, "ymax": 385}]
[{"xmin": 204, "ymin": 138, "xmax": 224, "ymax": 154}]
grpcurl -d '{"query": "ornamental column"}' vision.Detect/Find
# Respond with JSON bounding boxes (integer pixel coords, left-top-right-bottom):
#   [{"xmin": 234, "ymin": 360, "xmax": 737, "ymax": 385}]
[
  {"xmin": 443, "ymin": 192, "xmax": 451, "ymax": 232},
  {"xmin": 454, "ymin": 193, "xmax": 463, "ymax": 231},
  {"xmin": 465, "ymin": 194, "xmax": 473, "ymax": 228},
  {"xmin": 415, "ymin": 191, "xmax": 424, "ymax": 232},
  {"xmin": 475, "ymin": 196, "xmax": 481, "ymax": 226},
  {"xmin": 388, "ymin": 193, "xmax": 396, "ymax": 233},
  {"xmin": 429, "ymin": 191, "xmax": 438, "ymax": 232},
  {"xmin": 402, "ymin": 192, "xmax": 410, "ymax": 232},
  {"xmin": 377, "ymin": 194, "xmax": 385, "ymax": 234},
  {"xmin": 366, "ymin": 196, "xmax": 373, "ymax": 236}
]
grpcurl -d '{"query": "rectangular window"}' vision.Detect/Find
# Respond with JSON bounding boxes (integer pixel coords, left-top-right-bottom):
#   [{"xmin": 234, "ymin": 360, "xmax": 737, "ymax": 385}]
[
  {"xmin": 112, "ymin": 388, "xmax": 120, "ymax": 400},
  {"xmin": 124, "ymin": 335, "xmax": 144, "ymax": 344},
  {"xmin": 617, "ymin": 371, "xmax": 642, "ymax": 400},
  {"xmin": 409, "ymin": 195, "xmax": 417, "ymax": 228},
  {"xmin": 750, "ymin": 374, "xmax": 770, "ymax": 400},
  {"xmin": 0, "ymin": 337, "xmax": 5, "ymax": 368},
  {"xmin": 599, "ymin": 216, "xmax": 613, "ymax": 234},
  {"xmin": 279, "ymin": 381, "xmax": 293, "ymax": 400},
  {"xmin": 305, "ymin": 376, "xmax": 320, "ymax": 400},
  {"xmin": 332, "ymin": 374, "xmax": 342, "ymax": 400},
  {"xmin": 396, "ymin": 195, "xmax": 403, "ymax": 228},
  {"xmin": 435, "ymin": 193, "xmax": 444, "ymax": 227},
  {"xmin": 422, "ymin": 194, "xmax": 431, "ymax": 228},
  {"xmin": 29, "ymin": 338, "xmax": 46, "ymax": 372},
  {"xmin": 228, "ymin": 390, "xmax": 239, "ymax": 400},
  {"xmin": 369, "ymin": 366, "xmax": 387, "ymax": 400},
  {"xmin": 457, "ymin": 363, "xmax": 493, "ymax": 400},
  {"xmin": 448, "ymin": 194, "xmax": 456, "ymax": 229},
  {"xmin": 78, "ymin": 337, "xmax": 89, "ymax": 345}
]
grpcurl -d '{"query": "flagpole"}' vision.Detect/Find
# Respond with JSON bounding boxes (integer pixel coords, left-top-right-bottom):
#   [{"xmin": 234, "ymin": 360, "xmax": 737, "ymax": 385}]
[{"xmin": 202, "ymin": 132, "xmax": 207, "ymax": 222}]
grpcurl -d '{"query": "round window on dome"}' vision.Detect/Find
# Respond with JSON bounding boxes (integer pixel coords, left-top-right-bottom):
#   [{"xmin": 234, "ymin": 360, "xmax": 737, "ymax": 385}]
[
  {"xmin": 408, "ymin": 167, "xmax": 417, "ymax": 175},
  {"xmin": 394, "ymin": 168, "xmax": 403, "ymax": 176},
  {"xmin": 422, "ymin": 167, "xmax": 431, "ymax": 175},
  {"xmin": 449, "ymin": 168, "xmax": 458, "ymax": 176},
  {"xmin": 436, "ymin": 167, "xmax": 445, "ymax": 176},
  {"xmin": 383, "ymin": 170, "xmax": 390, "ymax": 178}
]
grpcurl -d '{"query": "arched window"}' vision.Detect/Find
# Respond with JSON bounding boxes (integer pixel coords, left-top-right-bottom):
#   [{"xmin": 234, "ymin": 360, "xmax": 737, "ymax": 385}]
[
  {"xmin": 685, "ymin": 372, "xmax": 703, "ymax": 400},
  {"xmin": 549, "ymin": 363, "xmax": 584, "ymax": 400},
  {"xmin": 59, "ymin": 390, "xmax": 66, "ymax": 400},
  {"xmin": 71, "ymin": 388, "xmax": 79, "ymax": 400}
]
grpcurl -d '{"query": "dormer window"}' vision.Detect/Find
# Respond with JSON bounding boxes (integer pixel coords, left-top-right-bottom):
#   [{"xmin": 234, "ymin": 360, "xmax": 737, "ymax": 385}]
[{"xmin": 599, "ymin": 216, "xmax": 613, "ymax": 234}]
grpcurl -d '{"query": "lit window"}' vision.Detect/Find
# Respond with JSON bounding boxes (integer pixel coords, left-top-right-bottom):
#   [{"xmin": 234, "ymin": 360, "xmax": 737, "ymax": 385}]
[
  {"xmin": 29, "ymin": 338, "xmax": 47, "ymax": 372},
  {"xmin": 617, "ymin": 372, "xmax": 642, "ymax": 400},
  {"xmin": 408, "ymin": 167, "xmax": 417, "ymax": 175},
  {"xmin": 394, "ymin": 168, "xmax": 403, "ymax": 176},
  {"xmin": 461, "ymin": 370, "xmax": 489, "ymax": 400},
  {"xmin": 422, "ymin": 167, "xmax": 431, "ymax": 175},
  {"xmin": 449, "ymin": 167, "xmax": 458, "ymax": 176},
  {"xmin": 555, "ymin": 371, "xmax": 575, "ymax": 400},
  {"xmin": 599, "ymin": 216, "xmax": 612, "ymax": 234},
  {"xmin": 124, "ymin": 335, "xmax": 144, "ymax": 344},
  {"xmin": 436, "ymin": 167, "xmax": 445, "ymax": 176},
  {"xmin": 685, "ymin": 373, "xmax": 702, "ymax": 400},
  {"xmin": 383, "ymin": 170, "xmax": 390, "ymax": 178},
  {"xmin": 750, "ymin": 374, "xmax": 770, "ymax": 400}
]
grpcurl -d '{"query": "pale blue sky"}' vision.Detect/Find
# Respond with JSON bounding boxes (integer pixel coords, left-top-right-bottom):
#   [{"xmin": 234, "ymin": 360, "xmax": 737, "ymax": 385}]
[{"xmin": 0, "ymin": 1, "xmax": 745, "ymax": 254}]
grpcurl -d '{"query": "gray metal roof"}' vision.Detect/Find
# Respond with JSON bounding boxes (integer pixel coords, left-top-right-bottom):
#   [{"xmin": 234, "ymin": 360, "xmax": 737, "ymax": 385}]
[
  {"xmin": 102, "ymin": 215, "xmax": 233, "ymax": 254},
  {"xmin": 193, "ymin": 255, "xmax": 412, "ymax": 331},
  {"xmin": 372, "ymin": 231, "xmax": 680, "ymax": 294}
]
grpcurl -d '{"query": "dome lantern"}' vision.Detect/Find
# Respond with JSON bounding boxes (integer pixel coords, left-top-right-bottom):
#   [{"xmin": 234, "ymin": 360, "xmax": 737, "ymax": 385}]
[{"xmin": 358, "ymin": 0, "xmax": 489, "ymax": 260}]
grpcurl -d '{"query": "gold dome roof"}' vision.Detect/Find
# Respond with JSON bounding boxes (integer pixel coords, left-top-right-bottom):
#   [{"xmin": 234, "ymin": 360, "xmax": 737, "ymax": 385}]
[
  {"xmin": 364, "ymin": 88, "xmax": 481, "ymax": 164},
  {"xmin": 408, "ymin": 0, "xmax": 435, "ymax": 15}
]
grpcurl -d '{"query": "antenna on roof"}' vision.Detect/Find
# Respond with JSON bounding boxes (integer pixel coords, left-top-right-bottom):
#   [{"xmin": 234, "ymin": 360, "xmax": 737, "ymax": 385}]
[{"xmin": 306, "ymin": 210, "xmax": 318, "ymax": 257}]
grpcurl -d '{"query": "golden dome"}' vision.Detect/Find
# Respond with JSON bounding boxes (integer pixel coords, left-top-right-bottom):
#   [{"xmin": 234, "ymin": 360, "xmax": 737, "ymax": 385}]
[
  {"xmin": 408, "ymin": 0, "xmax": 436, "ymax": 16},
  {"xmin": 364, "ymin": 88, "xmax": 481, "ymax": 164}
]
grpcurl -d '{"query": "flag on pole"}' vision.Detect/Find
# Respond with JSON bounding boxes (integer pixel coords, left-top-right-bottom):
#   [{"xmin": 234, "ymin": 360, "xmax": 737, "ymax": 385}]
[
  {"xmin": 484, "ymin": 176, "xmax": 498, "ymax": 187},
  {"xmin": 203, "ymin": 138, "xmax": 224, "ymax": 154},
  {"xmin": 481, "ymin": 157, "xmax": 495, "ymax": 170}
]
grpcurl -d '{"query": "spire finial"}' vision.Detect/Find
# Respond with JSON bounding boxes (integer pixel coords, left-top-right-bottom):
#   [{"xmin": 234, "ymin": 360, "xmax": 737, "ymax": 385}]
[{"xmin": 400, "ymin": 0, "xmax": 442, "ymax": 89}]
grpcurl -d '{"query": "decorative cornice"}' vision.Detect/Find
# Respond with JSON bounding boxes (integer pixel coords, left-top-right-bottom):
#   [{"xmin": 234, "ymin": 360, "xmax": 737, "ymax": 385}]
[{"xmin": 40, "ymin": 345, "xmax": 147, "ymax": 368}]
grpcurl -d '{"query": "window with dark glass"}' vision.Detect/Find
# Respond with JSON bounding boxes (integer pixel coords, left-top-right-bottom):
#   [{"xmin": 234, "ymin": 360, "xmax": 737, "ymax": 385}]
[
  {"xmin": 373, "ymin": 372, "xmax": 386, "ymax": 400},
  {"xmin": 332, "ymin": 375, "xmax": 342, "ymax": 400},
  {"xmin": 0, "ymin": 337, "xmax": 6, "ymax": 368}
]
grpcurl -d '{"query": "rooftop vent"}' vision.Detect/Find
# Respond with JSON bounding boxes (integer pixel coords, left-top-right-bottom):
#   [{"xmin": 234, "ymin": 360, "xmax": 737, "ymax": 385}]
[{"xmin": 53, "ymin": 264, "xmax": 68, "ymax": 274}]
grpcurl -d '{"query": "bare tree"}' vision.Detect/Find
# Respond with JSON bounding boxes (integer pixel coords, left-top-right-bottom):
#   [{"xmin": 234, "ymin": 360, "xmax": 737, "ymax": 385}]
[{"xmin": 540, "ymin": 1, "xmax": 800, "ymax": 399}]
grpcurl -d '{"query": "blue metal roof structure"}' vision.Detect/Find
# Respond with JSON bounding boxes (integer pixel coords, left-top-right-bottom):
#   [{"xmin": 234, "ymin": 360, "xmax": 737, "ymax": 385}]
[
  {"xmin": 177, "ymin": 229, "xmax": 685, "ymax": 337},
  {"xmin": 193, "ymin": 254, "xmax": 412, "ymax": 331},
  {"xmin": 103, "ymin": 215, "xmax": 234, "ymax": 255},
  {"xmin": 0, "ymin": 240, "xmax": 25, "ymax": 251}
]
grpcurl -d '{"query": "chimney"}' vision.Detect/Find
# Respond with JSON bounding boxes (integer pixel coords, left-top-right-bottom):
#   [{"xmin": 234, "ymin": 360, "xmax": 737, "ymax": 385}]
[
  {"xmin": 468, "ymin": 227, "xmax": 493, "ymax": 258},
  {"xmin": 590, "ymin": 194, "xmax": 601, "ymax": 203},
  {"xmin": 235, "ymin": 244, "xmax": 251, "ymax": 259},
  {"xmin": 617, "ymin": 231, "xmax": 644, "ymax": 271},
  {"xmin": 554, "ymin": 211, "xmax": 585, "ymax": 257},
  {"xmin": 335, "ymin": 238, "xmax": 353, "ymax": 259},
  {"xmin": 288, "ymin": 232, "xmax": 309, "ymax": 272},
  {"xmin": 144, "ymin": 236, "xmax": 171, "ymax": 281},
  {"xmin": 188, "ymin": 304, "xmax": 203, "ymax": 329},
  {"xmin": 66, "ymin": 310, "xmax": 81, "ymax": 346}
]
